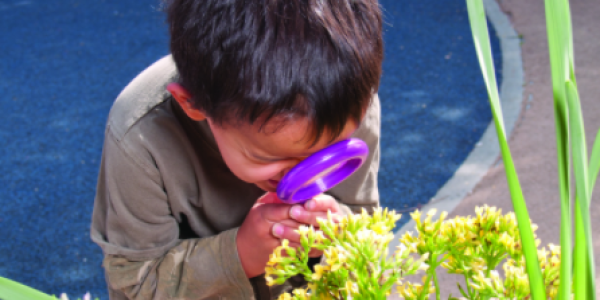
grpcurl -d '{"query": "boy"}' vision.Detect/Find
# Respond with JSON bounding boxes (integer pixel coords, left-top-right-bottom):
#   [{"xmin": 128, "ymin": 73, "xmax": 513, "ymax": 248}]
[{"xmin": 90, "ymin": 0, "xmax": 383, "ymax": 299}]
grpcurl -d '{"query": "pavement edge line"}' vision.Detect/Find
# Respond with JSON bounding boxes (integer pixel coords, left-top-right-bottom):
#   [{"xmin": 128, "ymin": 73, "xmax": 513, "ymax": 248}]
[{"xmin": 390, "ymin": 0, "xmax": 524, "ymax": 246}]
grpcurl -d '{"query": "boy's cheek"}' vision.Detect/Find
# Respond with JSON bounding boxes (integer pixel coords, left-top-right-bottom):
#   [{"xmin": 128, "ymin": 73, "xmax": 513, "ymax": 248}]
[
  {"xmin": 247, "ymin": 163, "xmax": 286, "ymax": 180},
  {"xmin": 234, "ymin": 165, "xmax": 284, "ymax": 185}
]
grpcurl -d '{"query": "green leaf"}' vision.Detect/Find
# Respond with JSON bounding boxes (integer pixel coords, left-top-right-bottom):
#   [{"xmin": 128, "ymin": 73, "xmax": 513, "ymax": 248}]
[
  {"xmin": 465, "ymin": 1, "xmax": 546, "ymax": 299},
  {"xmin": 544, "ymin": 0, "xmax": 596, "ymax": 297},
  {"xmin": 543, "ymin": 0, "xmax": 573, "ymax": 299},
  {"xmin": 589, "ymin": 128, "xmax": 600, "ymax": 192},
  {"xmin": 573, "ymin": 203, "xmax": 588, "ymax": 300},
  {"xmin": 0, "ymin": 277, "xmax": 58, "ymax": 300},
  {"xmin": 457, "ymin": 283, "xmax": 469, "ymax": 298},
  {"xmin": 566, "ymin": 80, "xmax": 597, "ymax": 300}
]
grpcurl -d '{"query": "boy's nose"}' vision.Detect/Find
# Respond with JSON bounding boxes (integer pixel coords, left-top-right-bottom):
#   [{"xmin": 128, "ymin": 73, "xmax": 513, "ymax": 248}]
[{"xmin": 275, "ymin": 167, "xmax": 292, "ymax": 181}]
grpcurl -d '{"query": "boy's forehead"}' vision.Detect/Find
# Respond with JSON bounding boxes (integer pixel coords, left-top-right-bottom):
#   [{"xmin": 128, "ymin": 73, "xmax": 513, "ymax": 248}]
[
  {"xmin": 232, "ymin": 114, "xmax": 359, "ymax": 152},
  {"xmin": 218, "ymin": 94, "xmax": 370, "ymax": 146},
  {"xmin": 238, "ymin": 115, "xmax": 321, "ymax": 146}
]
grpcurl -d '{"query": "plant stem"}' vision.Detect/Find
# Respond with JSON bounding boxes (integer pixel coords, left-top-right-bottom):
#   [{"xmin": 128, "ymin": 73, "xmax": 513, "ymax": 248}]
[
  {"xmin": 573, "ymin": 201, "xmax": 586, "ymax": 300},
  {"xmin": 463, "ymin": 274, "xmax": 473, "ymax": 299},
  {"xmin": 418, "ymin": 273, "xmax": 431, "ymax": 300},
  {"xmin": 558, "ymin": 186, "xmax": 572, "ymax": 300},
  {"xmin": 422, "ymin": 255, "xmax": 440, "ymax": 300},
  {"xmin": 432, "ymin": 267, "xmax": 440, "ymax": 300}
]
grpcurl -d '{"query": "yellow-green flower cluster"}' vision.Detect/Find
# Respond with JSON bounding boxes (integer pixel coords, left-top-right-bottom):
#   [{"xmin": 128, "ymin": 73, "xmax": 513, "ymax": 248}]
[
  {"xmin": 539, "ymin": 244, "xmax": 561, "ymax": 298},
  {"xmin": 265, "ymin": 239, "xmax": 305, "ymax": 286},
  {"xmin": 398, "ymin": 209, "xmax": 451, "ymax": 299},
  {"xmin": 469, "ymin": 245, "xmax": 560, "ymax": 300},
  {"xmin": 267, "ymin": 205, "xmax": 563, "ymax": 300},
  {"xmin": 473, "ymin": 205, "xmax": 529, "ymax": 260},
  {"xmin": 398, "ymin": 205, "xmax": 560, "ymax": 300},
  {"xmin": 267, "ymin": 208, "xmax": 427, "ymax": 300},
  {"xmin": 395, "ymin": 276, "xmax": 435, "ymax": 300},
  {"xmin": 276, "ymin": 287, "xmax": 311, "ymax": 300},
  {"xmin": 400, "ymin": 209, "xmax": 449, "ymax": 257},
  {"xmin": 441, "ymin": 205, "xmax": 528, "ymax": 278},
  {"xmin": 59, "ymin": 293, "xmax": 95, "ymax": 300}
]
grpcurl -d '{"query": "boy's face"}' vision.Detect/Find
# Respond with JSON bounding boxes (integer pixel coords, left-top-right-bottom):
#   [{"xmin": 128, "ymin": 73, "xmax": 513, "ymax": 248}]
[
  {"xmin": 167, "ymin": 82, "xmax": 360, "ymax": 192},
  {"xmin": 207, "ymin": 116, "xmax": 358, "ymax": 192}
]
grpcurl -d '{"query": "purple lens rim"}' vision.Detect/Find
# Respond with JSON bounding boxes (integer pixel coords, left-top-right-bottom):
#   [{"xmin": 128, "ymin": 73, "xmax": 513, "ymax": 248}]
[{"xmin": 276, "ymin": 138, "xmax": 369, "ymax": 204}]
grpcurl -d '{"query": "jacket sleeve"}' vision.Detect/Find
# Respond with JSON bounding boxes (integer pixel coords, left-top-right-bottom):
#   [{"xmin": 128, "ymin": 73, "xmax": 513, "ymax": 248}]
[
  {"xmin": 90, "ymin": 129, "xmax": 255, "ymax": 300},
  {"xmin": 328, "ymin": 94, "xmax": 381, "ymax": 214}
]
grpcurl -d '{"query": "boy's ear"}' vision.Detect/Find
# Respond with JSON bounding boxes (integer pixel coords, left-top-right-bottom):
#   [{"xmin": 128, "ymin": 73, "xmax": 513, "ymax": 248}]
[{"xmin": 167, "ymin": 83, "xmax": 207, "ymax": 121}]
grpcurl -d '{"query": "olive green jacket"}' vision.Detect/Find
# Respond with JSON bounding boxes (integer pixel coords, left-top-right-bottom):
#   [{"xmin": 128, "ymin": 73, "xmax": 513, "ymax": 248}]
[{"xmin": 90, "ymin": 55, "xmax": 381, "ymax": 300}]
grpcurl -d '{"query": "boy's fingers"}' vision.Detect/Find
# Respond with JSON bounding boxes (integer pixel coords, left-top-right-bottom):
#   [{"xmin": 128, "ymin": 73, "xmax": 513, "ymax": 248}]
[
  {"xmin": 282, "ymin": 243, "xmax": 321, "ymax": 258},
  {"xmin": 303, "ymin": 194, "xmax": 340, "ymax": 213},
  {"xmin": 261, "ymin": 203, "xmax": 294, "ymax": 222},
  {"xmin": 272, "ymin": 223, "xmax": 301, "ymax": 242},
  {"xmin": 286, "ymin": 241, "xmax": 302, "ymax": 250},
  {"xmin": 290, "ymin": 193, "xmax": 344, "ymax": 226},
  {"xmin": 308, "ymin": 249, "xmax": 324, "ymax": 258},
  {"xmin": 278, "ymin": 218, "xmax": 303, "ymax": 229},
  {"xmin": 290, "ymin": 208, "xmax": 341, "ymax": 227}
]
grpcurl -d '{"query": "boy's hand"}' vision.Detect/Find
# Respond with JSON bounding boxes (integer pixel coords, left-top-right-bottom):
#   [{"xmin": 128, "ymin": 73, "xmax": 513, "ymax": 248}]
[
  {"xmin": 236, "ymin": 192, "xmax": 302, "ymax": 278},
  {"xmin": 288, "ymin": 194, "xmax": 343, "ymax": 227},
  {"xmin": 236, "ymin": 193, "xmax": 344, "ymax": 278},
  {"xmin": 288, "ymin": 194, "xmax": 344, "ymax": 259}
]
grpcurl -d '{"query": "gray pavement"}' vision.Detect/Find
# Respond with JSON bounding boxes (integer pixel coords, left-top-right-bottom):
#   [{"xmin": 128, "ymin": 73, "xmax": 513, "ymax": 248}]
[{"xmin": 390, "ymin": 0, "xmax": 600, "ymax": 298}]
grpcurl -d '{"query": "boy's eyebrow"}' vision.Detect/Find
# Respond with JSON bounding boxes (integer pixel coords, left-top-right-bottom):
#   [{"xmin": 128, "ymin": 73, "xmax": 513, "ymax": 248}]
[
  {"xmin": 244, "ymin": 147, "xmax": 285, "ymax": 162},
  {"xmin": 248, "ymin": 150, "xmax": 310, "ymax": 162}
]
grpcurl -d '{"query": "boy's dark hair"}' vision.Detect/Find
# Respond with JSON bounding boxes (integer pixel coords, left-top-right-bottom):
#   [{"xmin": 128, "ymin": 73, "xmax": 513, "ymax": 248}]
[{"xmin": 167, "ymin": 0, "xmax": 383, "ymax": 142}]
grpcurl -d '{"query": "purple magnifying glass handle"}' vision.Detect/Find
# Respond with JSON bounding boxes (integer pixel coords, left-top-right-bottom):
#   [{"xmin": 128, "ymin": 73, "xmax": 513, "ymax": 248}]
[{"xmin": 276, "ymin": 138, "xmax": 369, "ymax": 204}]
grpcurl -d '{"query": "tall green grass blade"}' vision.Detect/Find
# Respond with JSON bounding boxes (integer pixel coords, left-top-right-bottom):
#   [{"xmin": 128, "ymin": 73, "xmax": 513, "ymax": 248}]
[
  {"xmin": 0, "ymin": 277, "xmax": 58, "ymax": 300},
  {"xmin": 573, "ymin": 204, "xmax": 586, "ymax": 299},
  {"xmin": 466, "ymin": 0, "xmax": 504, "ymax": 131},
  {"xmin": 465, "ymin": 1, "xmax": 546, "ymax": 299},
  {"xmin": 586, "ymin": 130, "xmax": 600, "ymax": 296},
  {"xmin": 566, "ymin": 81, "xmax": 597, "ymax": 300},
  {"xmin": 556, "ymin": 118, "xmax": 572, "ymax": 300},
  {"xmin": 590, "ymin": 129, "xmax": 600, "ymax": 191},
  {"xmin": 543, "ymin": 0, "xmax": 572, "ymax": 299},
  {"xmin": 563, "ymin": 0, "xmax": 576, "ymax": 85}
]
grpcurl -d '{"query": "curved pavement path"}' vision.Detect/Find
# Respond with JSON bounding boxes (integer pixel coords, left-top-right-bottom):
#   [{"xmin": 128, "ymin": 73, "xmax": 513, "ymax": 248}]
[{"xmin": 391, "ymin": 0, "xmax": 600, "ymax": 298}]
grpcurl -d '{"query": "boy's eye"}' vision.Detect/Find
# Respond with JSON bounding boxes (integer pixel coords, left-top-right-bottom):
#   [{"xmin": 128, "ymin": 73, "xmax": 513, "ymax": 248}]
[
  {"xmin": 246, "ymin": 152, "xmax": 283, "ymax": 163},
  {"xmin": 244, "ymin": 149, "xmax": 307, "ymax": 164}
]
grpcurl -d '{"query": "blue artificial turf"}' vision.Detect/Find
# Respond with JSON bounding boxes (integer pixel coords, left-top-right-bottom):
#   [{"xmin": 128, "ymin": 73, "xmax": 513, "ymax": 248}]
[
  {"xmin": 379, "ymin": 0, "xmax": 501, "ymax": 219},
  {"xmin": 0, "ymin": 0, "xmax": 500, "ymax": 298},
  {"xmin": 377, "ymin": 1, "xmax": 501, "ymax": 219}
]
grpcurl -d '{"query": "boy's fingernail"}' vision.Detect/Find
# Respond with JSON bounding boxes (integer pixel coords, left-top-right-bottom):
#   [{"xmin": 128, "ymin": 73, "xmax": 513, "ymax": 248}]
[
  {"xmin": 305, "ymin": 200, "xmax": 315, "ymax": 210},
  {"xmin": 273, "ymin": 224, "xmax": 284, "ymax": 238},
  {"xmin": 290, "ymin": 206, "xmax": 302, "ymax": 219}
]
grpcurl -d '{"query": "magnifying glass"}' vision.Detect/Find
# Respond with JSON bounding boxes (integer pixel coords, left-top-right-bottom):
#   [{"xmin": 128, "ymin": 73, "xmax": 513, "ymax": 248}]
[{"xmin": 276, "ymin": 138, "xmax": 369, "ymax": 204}]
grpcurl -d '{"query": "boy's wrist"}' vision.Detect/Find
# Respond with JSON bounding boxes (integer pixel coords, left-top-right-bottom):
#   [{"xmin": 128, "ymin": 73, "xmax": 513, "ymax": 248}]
[{"xmin": 236, "ymin": 232, "xmax": 265, "ymax": 278}]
